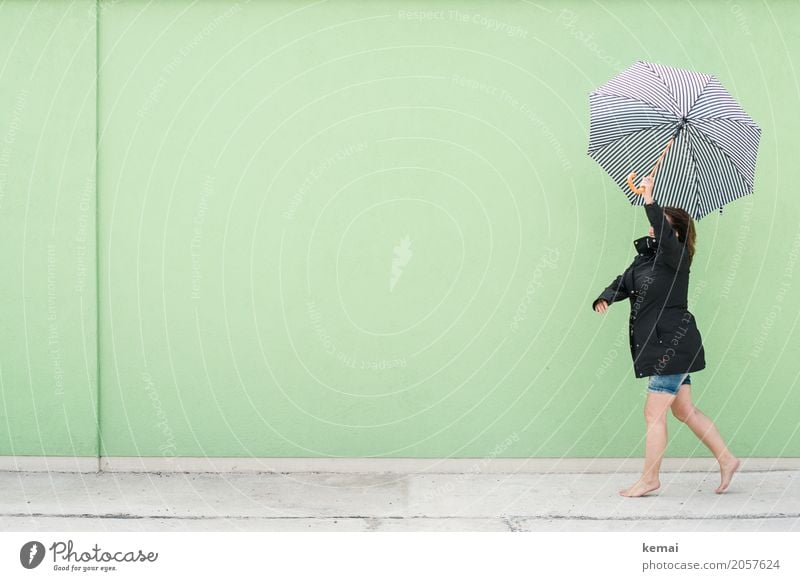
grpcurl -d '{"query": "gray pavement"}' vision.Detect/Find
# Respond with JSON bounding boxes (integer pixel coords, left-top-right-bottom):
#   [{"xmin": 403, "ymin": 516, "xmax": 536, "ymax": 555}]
[{"xmin": 1, "ymin": 466, "xmax": 798, "ymax": 532}]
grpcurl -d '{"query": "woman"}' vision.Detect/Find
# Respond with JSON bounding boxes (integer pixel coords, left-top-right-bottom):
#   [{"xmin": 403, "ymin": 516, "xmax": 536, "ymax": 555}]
[{"xmin": 592, "ymin": 175, "xmax": 739, "ymax": 497}]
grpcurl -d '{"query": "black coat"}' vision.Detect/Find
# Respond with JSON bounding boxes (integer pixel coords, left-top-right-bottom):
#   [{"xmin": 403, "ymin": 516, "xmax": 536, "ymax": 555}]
[{"xmin": 592, "ymin": 200, "xmax": 706, "ymax": 378}]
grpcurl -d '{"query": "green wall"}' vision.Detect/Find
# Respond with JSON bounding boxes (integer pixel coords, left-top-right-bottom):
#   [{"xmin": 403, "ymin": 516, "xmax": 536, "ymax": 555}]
[
  {"xmin": 0, "ymin": 1, "xmax": 98, "ymax": 456},
  {"xmin": 2, "ymin": 0, "xmax": 799, "ymax": 459}
]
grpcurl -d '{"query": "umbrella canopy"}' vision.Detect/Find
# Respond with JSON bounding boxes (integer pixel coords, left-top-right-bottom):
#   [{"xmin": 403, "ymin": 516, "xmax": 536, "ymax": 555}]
[{"xmin": 587, "ymin": 60, "xmax": 761, "ymax": 219}]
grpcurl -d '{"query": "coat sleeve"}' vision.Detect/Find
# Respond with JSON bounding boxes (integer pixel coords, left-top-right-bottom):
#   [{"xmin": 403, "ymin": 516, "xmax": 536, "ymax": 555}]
[
  {"xmin": 644, "ymin": 199, "xmax": 686, "ymax": 270},
  {"xmin": 592, "ymin": 272, "xmax": 629, "ymax": 311}
]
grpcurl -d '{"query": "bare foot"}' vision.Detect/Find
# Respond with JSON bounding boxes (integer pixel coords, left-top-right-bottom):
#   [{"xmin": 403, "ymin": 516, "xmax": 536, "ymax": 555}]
[
  {"xmin": 619, "ymin": 479, "xmax": 660, "ymax": 497},
  {"xmin": 716, "ymin": 455, "xmax": 740, "ymax": 494}
]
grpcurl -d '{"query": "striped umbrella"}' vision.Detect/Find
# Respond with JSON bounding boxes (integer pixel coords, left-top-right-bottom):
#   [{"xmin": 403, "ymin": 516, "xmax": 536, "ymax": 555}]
[{"xmin": 587, "ymin": 60, "xmax": 761, "ymax": 219}]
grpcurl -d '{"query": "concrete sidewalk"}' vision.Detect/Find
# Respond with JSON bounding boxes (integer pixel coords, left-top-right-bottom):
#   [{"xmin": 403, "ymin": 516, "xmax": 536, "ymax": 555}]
[{"xmin": 1, "ymin": 465, "xmax": 798, "ymax": 532}]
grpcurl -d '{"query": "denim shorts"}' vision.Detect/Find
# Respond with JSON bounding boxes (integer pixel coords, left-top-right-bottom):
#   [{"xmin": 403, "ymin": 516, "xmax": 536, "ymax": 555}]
[{"xmin": 647, "ymin": 373, "xmax": 691, "ymax": 395}]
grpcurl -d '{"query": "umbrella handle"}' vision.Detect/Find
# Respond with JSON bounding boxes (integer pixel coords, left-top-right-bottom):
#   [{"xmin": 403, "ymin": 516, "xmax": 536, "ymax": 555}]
[{"xmin": 627, "ymin": 171, "xmax": 646, "ymax": 195}]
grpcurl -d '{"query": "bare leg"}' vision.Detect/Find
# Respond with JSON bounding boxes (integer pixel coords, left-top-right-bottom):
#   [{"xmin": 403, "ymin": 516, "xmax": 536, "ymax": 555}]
[
  {"xmin": 620, "ymin": 391, "xmax": 676, "ymax": 497},
  {"xmin": 671, "ymin": 384, "xmax": 740, "ymax": 493}
]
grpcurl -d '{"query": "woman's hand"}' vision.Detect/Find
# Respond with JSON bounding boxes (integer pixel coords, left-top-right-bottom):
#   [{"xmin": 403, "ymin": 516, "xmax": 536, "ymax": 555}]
[
  {"xmin": 640, "ymin": 175, "xmax": 654, "ymax": 204},
  {"xmin": 594, "ymin": 299, "xmax": 609, "ymax": 314}
]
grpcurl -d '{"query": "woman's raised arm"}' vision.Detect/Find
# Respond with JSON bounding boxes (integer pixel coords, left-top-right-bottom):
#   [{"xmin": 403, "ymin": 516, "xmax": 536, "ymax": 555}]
[{"xmin": 640, "ymin": 176, "xmax": 685, "ymax": 270}]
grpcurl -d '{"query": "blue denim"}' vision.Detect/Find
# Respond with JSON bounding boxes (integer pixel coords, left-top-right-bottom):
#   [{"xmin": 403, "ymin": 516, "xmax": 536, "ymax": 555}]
[{"xmin": 647, "ymin": 373, "xmax": 692, "ymax": 395}]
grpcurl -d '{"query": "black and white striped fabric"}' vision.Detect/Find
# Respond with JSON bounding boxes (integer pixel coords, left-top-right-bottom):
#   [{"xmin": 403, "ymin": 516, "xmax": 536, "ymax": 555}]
[{"xmin": 587, "ymin": 60, "xmax": 761, "ymax": 220}]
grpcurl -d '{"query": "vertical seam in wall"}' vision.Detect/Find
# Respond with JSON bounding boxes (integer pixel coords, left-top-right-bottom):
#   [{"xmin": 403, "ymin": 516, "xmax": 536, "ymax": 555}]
[{"xmin": 95, "ymin": 0, "xmax": 101, "ymax": 473}]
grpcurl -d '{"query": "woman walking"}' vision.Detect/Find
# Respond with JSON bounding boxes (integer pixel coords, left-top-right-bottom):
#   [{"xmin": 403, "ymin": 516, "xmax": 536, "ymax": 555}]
[{"xmin": 592, "ymin": 175, "xmax": 740, "ymax": 497}]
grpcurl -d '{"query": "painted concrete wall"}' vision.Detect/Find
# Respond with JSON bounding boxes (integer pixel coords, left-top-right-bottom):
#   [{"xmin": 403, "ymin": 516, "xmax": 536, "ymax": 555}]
[
  {"xmin": 0, "ymin": 1, "xmax": 98, "ymax": 456},
  {"xmin": 3, "ymin": 1, "xmax": 799, "ymax": 459}
]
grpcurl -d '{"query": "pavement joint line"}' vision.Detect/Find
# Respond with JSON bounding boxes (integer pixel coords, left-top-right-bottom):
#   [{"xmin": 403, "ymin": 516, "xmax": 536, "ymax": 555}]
[
  {"xmin": 513, "ymin": 513, "xmax": 800, "ymax": 521},
  {"xmin": 2, "ymin": 513, "xmax": 799, "ymax": 521},
  {"xmin": 4, "ymin": 469, "xmax": 799, "ymax": 475}
]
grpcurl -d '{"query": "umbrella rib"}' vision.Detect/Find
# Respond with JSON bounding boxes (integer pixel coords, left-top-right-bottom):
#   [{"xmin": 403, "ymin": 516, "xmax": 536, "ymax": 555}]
[
  {"xmin": 590, "ymin": 91, "xmax": 678, "ymax": 120},
  {"xmin": 587, "ymin": 122, "xmax": 675, "ymax": 156},
  {"xmin": 640, "ymin": 61, "xmax": 683, "ymax": 116},
  {"xmin": 690, "ymin": 116, "xmax": 761, "ymax": 131},
  {"xmin": 684, "ymin": 75, "xmax": 714, "ymax": 118},
  {"xmin": 683, "ymin": 127, "xmax": 707, "ymax": 219},
  {"xmin": 690, "ymin": 124, "xmax": 756, "ymax": 190}
]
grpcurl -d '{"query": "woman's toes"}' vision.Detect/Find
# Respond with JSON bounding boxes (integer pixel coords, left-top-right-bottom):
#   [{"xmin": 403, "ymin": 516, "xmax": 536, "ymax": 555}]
[{"xmin": 716, "ymin": 457, "xmax": 740, "ymax": 494}]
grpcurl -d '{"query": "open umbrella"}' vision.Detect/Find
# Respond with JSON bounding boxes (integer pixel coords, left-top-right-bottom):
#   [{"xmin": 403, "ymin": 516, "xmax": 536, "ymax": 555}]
[{"xmin": 587, "ymin": 60, "xmax": 761, "ymax": 219}]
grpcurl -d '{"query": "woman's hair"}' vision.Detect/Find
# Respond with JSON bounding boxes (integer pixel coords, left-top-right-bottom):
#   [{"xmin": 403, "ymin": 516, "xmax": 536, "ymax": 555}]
[{"xmin": 663, "ymin": 206, "xmax": 696, "ymax": 265}]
